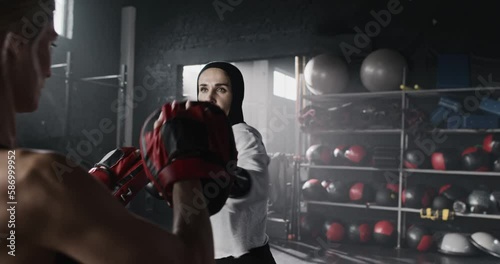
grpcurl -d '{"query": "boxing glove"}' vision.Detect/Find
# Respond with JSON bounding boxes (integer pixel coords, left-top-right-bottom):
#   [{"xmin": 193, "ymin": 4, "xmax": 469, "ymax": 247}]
[
  {"xmin": 140, "ymin": 101, "xmax": 238, "ymax": 215},
  {"xmin": 89, "ymin": 147, "xmax": 149, "ymax": 205}
]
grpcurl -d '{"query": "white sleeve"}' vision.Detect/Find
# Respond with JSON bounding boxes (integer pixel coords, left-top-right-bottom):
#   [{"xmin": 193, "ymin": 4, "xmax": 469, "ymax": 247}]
[{"xmin": 224, "ymin": 126, "xmax": 270, "ymax": 210}]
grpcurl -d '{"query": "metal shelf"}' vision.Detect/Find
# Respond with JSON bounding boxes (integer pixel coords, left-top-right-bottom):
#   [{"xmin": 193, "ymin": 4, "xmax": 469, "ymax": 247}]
[
  {"xmin": 401, "ymin": 208, "xmax": 500, "ymax": 220},
  {"xmin": 302, "ymin": 87, "xmax": 500, "ymax": 102},
  {"xmin": 404, "ymin": 168, "xmax": 500, "ymax": 177},
  {"xmin": 307, "ymin": 201, "xmax": 399, "ymax": 212},
  {"xmin": 302, "ymin": 164, "xmax": 400, "ymax": 172},
  {"xmin": 411, "ymin": 129, "xmax": 500, "ymax": 134},
  {"xmin": 308, "ymin": 129, "xmax": 402, "ymax": 135}
]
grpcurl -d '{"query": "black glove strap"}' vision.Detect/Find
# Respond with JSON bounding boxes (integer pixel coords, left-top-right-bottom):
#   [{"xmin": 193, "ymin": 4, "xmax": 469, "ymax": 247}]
[{"xmin": 229, "ymin": 167, "xmax": 252, "ymax": 199}]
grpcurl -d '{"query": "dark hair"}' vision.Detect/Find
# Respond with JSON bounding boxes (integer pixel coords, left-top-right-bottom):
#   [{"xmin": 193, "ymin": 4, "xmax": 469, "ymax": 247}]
[{"xmin": 0, "ymin": 0, "xmax": 55, "ymax": 36}]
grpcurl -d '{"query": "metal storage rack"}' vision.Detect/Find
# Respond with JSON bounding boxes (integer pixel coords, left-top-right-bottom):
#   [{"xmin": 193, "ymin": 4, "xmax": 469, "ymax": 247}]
[{"xmin": 289, "ymin": 56, "xmax": 500, "ymax": 249}]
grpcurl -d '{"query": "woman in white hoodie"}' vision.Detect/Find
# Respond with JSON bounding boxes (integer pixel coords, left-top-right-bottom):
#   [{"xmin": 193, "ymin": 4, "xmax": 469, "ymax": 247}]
[{"xmin": 197, "ymin": 62, "xmax": 276, "ymax": 264}]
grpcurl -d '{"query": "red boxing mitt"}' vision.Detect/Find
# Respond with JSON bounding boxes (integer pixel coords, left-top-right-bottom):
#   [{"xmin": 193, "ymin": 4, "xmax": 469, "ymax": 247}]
[
  {"xmin": 140, "ymin": 101, "xmax": 238, "ymax": 215},
  {"xmin": 89, "ymin": 147, "xmax": 149, "ymax": 205}
]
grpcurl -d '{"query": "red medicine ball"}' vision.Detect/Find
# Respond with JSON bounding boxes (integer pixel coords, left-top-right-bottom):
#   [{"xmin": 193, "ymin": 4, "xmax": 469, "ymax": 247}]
[
  {"xmin": 348, "ymin": 223, "xmax": 372, "ymax": 243},
  {"xmin": 374, "ymin": 220, "xmax": 396, "ymax": 246},
  {"xmin": 306, "ymin": 144, "xmax": 332, "ymax": 165},
  {"xmin": 461, "ymin": 146, "xmax": 490, "ymax": 172},
  {"xmin": 326, "ymin": 222, "xmax": 346, "ymax": 242},
  {"xmin": 431, "ymin": 149, "xmax": 461, "ymax": 171},
  {"xmin": 344, "ymin": 145, "xmax": 368, "ymax": 165},
  {"xmin": 406, "ymin": 225, "xmax": 433, "ymax": 252},
  {"xmin": 349, "ymin": 182, "xmax": 375, "ymax": 203}
]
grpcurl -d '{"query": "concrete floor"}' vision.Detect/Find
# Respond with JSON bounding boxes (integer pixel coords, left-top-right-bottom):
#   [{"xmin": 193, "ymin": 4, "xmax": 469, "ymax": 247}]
[{"xmin": 270, "ymin": 240, "xmax": 500, "ymax": 264}]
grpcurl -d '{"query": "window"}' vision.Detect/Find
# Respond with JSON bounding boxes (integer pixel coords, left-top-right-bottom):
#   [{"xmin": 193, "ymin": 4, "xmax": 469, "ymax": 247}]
[
  {"xmin": 273, "ymin": 70, "xmax": 296, "ymax": 101},
  {"xmin": 182, "ymin": 64, "xmax": 205, "ymax": 100},
  {"xmin": 54, "ymin": 0, "xmax": 74, "ymax": 39}
]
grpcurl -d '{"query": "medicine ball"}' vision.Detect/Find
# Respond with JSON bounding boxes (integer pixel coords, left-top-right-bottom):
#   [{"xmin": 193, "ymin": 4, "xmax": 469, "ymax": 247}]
[
  {"xmin": 325, "ymin": 221, "xmax": 346, "ymax": 242},
  {"xmin": 374, "ymin": 220, "xmax": 396, "ymax": 246},
  {"xmin": 302, "ymin": 179, "xmax": 327, "ymax": 201},
  {"xmin": 406, "ymin": 225, "xmax": 433, "ymax": 252},
  {"xmin": 439, "ymin": 184, "xmax": 467, "ymax": 201},
  {"xmin": 467, "ymin": 190, "xmax": 491, "ymax": 214},
  {"xmin": 462, "ymin": 147, "xmax": 490, "ymax": 171},
  {"xmin": 375, "ymin": 187, "xmax": 398, "ymax": 207},
  {"xmin": 431, "ymin": 149, "xmax": 461, "ymax": 170},
  {"xmin": 306, "ymin": 144, "xmax": 332, "ymax": 165},
  {"xmin": 332, "ymin": 145, "xmax": 349, "ymax": 165},
  {"xmin": 483, "ymin": 134, "xmax": 500, "ymax": 156},
  {"xmin": 493, "ymin": 157, "xmax": 500, "ymax": 172},
  {"xmin": 386, "ymin": 183, "xmax": 399, "ymax": 193},
  {"xmin": 404, "ymin": 149, "xmax": 430, "ymax": 169},
  {"xmin": 490, "ymin": 191, "xmax": 500, "ymax": 213},
  {"xmin": 325, "ymin": 181, "xmax": 350, "ymax": 202},
  {"xmin": 345, "ymin": 145, "xmax": 368, "ymax": 165},
  {"xmin": 432, "ymin": 195, "xmax": 454, "ymax": 210},
  {"xmin": 304, "ymin": 54, "xmax": 350, "ymax": 95},
  {"xmin": 348, "ymin": 223, "xmax": 372, "ymax": 243},
  {"xmin": 349, "ymin": 182, "xmax": 375, "ymax": 203},
  {"xmin": 300, "ymin": 214, "xmax": 324, "ymax": 241},
  {"xmin": 403, "ymin": 185, "xmax": 435, "ymax": 208}
]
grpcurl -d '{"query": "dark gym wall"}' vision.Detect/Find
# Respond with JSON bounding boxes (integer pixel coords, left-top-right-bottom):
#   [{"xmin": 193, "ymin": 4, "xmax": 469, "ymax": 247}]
[
  {"xmin": 128, "ymin": 0, "xmax": 500, "ymax": 146},
  {"xmin": 16, "ymin": 0, "xmax": 126, "ymax": 166},
  {"xmin": 126, "ymin": 0, "xmax": 500, "ymax": 230}
]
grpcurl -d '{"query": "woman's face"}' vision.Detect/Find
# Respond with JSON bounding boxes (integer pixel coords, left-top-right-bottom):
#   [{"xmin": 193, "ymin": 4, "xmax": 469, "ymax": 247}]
[{"xmin": 197, "ymin": 68, "xmax": 233, "ymax": 116}]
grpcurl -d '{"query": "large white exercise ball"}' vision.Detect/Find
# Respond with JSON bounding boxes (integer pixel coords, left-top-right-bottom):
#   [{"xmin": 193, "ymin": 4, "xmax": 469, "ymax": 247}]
[{"xmin": 304, "ymin": 54, "xmax": 350, "ymax": 95}]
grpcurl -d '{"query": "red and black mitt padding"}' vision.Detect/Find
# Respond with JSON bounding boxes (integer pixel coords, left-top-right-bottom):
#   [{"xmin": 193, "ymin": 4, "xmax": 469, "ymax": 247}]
[
  {"xmin": 461, "ymin": 146, "xmax": 491, "ymax": 172},
  {"xmin": 404, "ymin": 149, "xmax": 430, "ymax": 169},
  {"xmin": 373, "ymin": 220, "xmax": 396, "ymax": 246},
  {"xmin": 483, "ymin": 134, "xmax": 500, "ymax": 156},
  {"xmin": 431, "ymin": 148, "xmax": 461, "ymax": 171},
  {"xmin": 139, "ymin": 101, "xmax": 238, "ymax": 216},
  {"xmin": 402, "ymin": 184, "xmax": 435, "ymax": 208},
  {"xmin": 406, "ymin": 225, "xmax": 433, "ymax": 252},
  {"xmin": 348, "ymin": 223, "xmax": 372, "ymax": 244},
  {"xmin": 89, "ymin": 147, "xmax": 149, "ymax": 205}
]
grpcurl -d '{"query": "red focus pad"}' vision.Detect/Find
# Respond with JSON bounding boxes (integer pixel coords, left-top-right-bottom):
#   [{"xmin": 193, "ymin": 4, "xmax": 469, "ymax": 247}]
[{"xmin": 139, "ymin": 101, "xmax": 238, "ymax": 215}]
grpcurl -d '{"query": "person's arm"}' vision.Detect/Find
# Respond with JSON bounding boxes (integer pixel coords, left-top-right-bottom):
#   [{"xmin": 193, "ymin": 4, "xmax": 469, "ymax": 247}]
[
  {"xmin": 225, "ymin": 127, "xmax": 270, "ymax": 209},
  {"xmin": 19, "ymin": 150, "xmax": 214, "ymax": 264}
]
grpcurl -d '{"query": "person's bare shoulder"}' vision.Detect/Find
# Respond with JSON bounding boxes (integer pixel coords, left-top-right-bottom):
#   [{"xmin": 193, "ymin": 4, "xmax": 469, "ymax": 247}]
[{"xmin": 0, "ymin": 149, "xmax": 70, "ymax": 242}]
